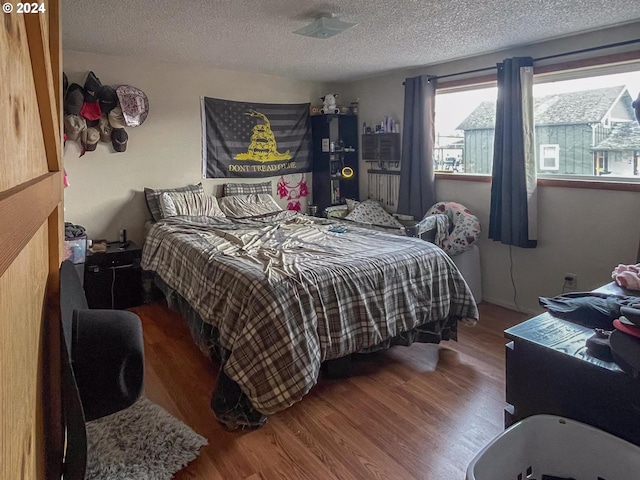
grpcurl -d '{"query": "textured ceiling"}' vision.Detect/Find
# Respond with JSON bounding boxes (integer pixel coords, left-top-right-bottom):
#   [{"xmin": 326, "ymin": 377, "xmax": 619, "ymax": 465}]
[{"xmin": 62, "ymin": 0, "xmax": 640, "ymax": 82}]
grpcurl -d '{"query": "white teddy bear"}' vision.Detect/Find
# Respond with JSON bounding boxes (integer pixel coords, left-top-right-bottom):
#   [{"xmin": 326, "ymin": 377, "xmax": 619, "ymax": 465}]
[{"xmin": 320, "ymin": 94, "xmax": 340, "ymax": 114}]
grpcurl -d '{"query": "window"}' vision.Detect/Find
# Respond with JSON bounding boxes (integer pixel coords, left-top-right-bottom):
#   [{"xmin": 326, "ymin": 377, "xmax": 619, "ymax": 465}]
[
  {"xmin": 434, "ymin": 86, "xmax": 497, "ymax": 174},
  {"xmin": 539, "ymin": 144, "xmax": 559, "ymax": 170},
  {"xmin": 434, "ymin": 62, "xmax": 640, "ymax": 181},
  {"xmin": 533, "ymin": 66, "xmax": 640, "ymax": 179}
]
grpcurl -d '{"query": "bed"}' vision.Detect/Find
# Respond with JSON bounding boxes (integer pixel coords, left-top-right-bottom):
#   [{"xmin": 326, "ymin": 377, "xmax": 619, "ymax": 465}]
[{"xmin": 141, "ymin": 194, "xmax": 479, "ymax": 429}]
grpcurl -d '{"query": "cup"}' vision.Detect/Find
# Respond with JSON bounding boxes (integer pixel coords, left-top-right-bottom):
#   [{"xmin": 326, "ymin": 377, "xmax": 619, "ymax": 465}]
[{"xmin": 308, "ymin": 204, "xmax": 318, "ymax": 217}]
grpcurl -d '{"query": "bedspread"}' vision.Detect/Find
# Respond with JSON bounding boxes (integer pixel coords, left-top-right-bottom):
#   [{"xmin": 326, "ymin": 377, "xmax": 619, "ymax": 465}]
[{"xmin": 142, "ymin": 211, "xmax": 478, "ymax": 416}]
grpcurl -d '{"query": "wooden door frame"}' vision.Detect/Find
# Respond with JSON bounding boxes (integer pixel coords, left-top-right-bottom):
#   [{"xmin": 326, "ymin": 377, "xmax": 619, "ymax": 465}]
[{"xmin": 0, "ymin": 1, "xmax": 64, "ymax": 477}]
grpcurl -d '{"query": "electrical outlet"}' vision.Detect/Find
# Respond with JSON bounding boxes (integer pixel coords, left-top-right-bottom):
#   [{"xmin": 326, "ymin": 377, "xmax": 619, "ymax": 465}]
[{"xmin": 564, "ymin": 273, "xmax": 577, "ymax": 290}]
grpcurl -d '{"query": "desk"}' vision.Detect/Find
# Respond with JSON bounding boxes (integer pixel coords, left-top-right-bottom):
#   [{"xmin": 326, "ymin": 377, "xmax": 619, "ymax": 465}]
[{"xmin": 504, "ymin": 283, "xmax": 640, "ymax": 446}]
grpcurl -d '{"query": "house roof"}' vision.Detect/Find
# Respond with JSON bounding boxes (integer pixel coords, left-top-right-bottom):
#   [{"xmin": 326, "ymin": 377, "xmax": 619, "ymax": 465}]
[
  {"xmin": 593, "ymin": 122, "xmax": 640, "ymax": 151},
  {"xmin": 457, "ymin": 86, "xmax": 630, "ymax": 130}
]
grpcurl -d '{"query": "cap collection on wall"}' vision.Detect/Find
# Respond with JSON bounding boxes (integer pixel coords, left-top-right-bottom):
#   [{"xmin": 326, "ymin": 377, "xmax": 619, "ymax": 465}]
[{"xmin": 62, "ymin": 70, "xmax": 149, "ymax": 157}]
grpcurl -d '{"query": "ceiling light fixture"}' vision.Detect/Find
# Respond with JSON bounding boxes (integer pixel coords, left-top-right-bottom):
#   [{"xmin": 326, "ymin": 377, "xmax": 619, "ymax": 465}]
[{"xmin": 293, "ymin": 13, "xmax": 357, "ymax": 39}]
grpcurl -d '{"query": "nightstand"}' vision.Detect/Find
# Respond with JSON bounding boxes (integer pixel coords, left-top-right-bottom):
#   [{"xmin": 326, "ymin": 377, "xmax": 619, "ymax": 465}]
[{"xmin": 84, "ymin": 241, "xmax": 143, "ymax": 309}]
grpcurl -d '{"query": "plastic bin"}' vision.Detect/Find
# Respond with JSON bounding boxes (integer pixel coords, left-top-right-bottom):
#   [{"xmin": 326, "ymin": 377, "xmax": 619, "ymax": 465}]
[
  {"xmin": 466, "ymin": 415, "xmax": 640, "ymax": 480},
  {"xmin": 64, "ymin": 236, "xmax": 87, "ymax": 264}
]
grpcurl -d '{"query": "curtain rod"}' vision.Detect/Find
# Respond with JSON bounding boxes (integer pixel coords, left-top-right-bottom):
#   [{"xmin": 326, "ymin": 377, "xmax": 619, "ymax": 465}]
[{"xmin": 403, "ymin": 38, "xmax": 640, "ymax": 84}]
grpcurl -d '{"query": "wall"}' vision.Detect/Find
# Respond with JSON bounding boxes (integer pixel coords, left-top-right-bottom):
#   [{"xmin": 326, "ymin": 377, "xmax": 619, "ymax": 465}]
[
  {"xmin": 434, "ymin": 180, "xmax": 639, "ymax": 313},
  {"xmin": 63, "ymin": 50, "xmax": 326, "ymax": 245},
  {"xmin": 330, "ymin": 22, "xmax": 640, "ymax": 313}
]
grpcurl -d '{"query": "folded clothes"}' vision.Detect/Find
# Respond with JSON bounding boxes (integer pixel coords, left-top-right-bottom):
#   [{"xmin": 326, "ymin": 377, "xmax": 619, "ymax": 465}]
[
  {"xmin": 612, "ymin": 263, "xmax": 640, "ymax": 291},
  {"xmin": 539, "ymin": 292, "xmax": 640, "ymax": 329},
  {"xmin": 89, "ymin": 240, "xmax": 107, "ymax": 253},
  {"xmin": 64, "ymin": 221, "xmax": 86, "ymax": 240}
]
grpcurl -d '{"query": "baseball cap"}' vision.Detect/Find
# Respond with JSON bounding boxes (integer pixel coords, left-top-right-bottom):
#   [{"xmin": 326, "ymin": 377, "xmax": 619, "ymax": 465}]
[
  {"xmin": 621, "ymin": 306, "xmax": 640, "ymax": 327},
  {"xmin": 98, "ymin": 85, "xmax": 118, "ymax": 114},
  {"xmin": 85, "ymin": 127, "xmax": 100, "ymax": 152},
  {"xmin": 64, "ymin": 84, "xmax": 85, "ymax": 116},
  {"xmin": 98, "ymin": 115, "xmax": 112, "ymax": 142},
  {"xmin": 115, "ymin": 85, "xmax": 149, "ymax": 127},
  {"xmin": 64, "ymin": 114, "xmax": 87, "ymax": 143},
  {"xmin": 112, "ymin": 128, "xmax": 128, "ymax": 152},
  {"xmin": 83, "ymin": 71, "xmax": 102, "ymax": 103},
  {"xmin": 80, "ymin": 101, "xmax": 102, "ymax": 122},
  {"xmin": 614, "ymin": 318, "xmax": 640, "ymax": 340},
  {"xmin": 108, "ymin": 106, "xmax": 127, "ymax": 129}
]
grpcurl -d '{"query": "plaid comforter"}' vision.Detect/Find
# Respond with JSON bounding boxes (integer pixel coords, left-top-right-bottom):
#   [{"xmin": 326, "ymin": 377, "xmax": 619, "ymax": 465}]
[{"xmin": 142, "ymin": 211, "xmax": 478, "ymax": 415}]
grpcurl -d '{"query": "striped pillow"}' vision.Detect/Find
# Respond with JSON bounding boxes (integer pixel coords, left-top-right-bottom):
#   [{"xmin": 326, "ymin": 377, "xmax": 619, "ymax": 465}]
[
  {"xmin": 222, "ymin": 181, "xmax": 272, "ymax": 196},
  {"xmin": 218, "ymin": 194, "xmax": 282, "ymax": 218},
  {"xmin": 144, "ymin": 183, "xmax": 203, "ymax": 221},
  {"xmin": 159, "ymin": 192, "xmax": 226, "ymax": 218}
]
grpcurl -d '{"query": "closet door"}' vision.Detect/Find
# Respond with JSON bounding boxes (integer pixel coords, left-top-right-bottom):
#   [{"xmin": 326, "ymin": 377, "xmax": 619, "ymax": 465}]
[{"xmin": 0, "ymin": 1, "xmax": 64, "ymax": 479}]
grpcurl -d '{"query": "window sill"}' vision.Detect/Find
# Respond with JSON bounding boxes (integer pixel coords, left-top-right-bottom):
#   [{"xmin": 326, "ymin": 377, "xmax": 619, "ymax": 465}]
[
  {"xmin": 434, "ymin": 172, "xmax": 491, "ymax": 182},
  {"xmin": 435, "ymin": 172, "xmax": 640, "ymax": 192},
  {"xmin": 536, "ymin": 177, "xmax": 640, "ymax": 192}
]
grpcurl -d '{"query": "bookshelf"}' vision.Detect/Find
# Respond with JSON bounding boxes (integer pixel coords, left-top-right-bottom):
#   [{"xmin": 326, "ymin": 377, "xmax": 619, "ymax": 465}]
[{"xmin": 311, "ymin": 114, "xmax": 359, "ymax": 213}]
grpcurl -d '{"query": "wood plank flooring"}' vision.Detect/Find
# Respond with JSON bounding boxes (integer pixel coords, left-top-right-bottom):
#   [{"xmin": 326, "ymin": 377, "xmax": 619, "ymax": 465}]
[{"xmin": 130, "ymin": 302, "xmax": 529, "ymax": 479}]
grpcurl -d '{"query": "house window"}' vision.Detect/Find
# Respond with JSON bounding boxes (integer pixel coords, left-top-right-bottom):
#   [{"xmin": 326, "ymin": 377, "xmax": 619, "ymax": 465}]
[
  {"xmin": 533, "ymin": 65, "xmax": 640, "ymax": 179},
  {"xmin": 435, "ymin": 61, "xmax": 640, "ymax": 182},
  {"xmin": 539, "ymin": 144, "xmax": 559, "ymax": 170},
  {"xmin": 434, "ymin": 86, "xmax": 497, "ymax": 174}
]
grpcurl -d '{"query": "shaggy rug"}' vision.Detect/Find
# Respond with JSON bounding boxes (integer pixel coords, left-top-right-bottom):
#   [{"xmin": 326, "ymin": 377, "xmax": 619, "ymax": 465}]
[{"xmin": 85, "ymin": 397, "xmax": 208, "ymax": 480}]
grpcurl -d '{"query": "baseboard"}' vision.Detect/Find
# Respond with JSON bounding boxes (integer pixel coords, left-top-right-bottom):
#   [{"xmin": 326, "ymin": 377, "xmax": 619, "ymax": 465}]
[{"xmin": 481, "ymin": 296, "xmax": 539, "ymax": 316}]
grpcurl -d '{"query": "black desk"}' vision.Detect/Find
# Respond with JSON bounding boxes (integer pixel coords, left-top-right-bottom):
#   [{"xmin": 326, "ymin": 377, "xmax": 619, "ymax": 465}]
[{"xmin": 504, "ymin": 283, "xmax": 640, "ymax": 446}]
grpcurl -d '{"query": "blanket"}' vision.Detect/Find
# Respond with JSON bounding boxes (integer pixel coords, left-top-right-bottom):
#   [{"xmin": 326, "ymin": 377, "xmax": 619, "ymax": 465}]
[{"xmin": 142, "ymin": 212, "xmax": 478, "ymax": 416}]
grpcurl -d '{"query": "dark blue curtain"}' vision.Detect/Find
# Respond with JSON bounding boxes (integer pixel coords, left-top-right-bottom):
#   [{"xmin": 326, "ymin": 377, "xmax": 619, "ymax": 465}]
[
  {"xmin": 398, "ymin": 75, "xmax": 437, "ymax": 220},
  {"xmin": 489, "ymin": 57, "xmax": 537, "ymax": 248}
]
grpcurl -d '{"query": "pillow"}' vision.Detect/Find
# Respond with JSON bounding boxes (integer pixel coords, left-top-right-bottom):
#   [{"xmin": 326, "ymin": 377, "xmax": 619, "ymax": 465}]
[
  {"xmin": 159, "ymin": 192, "xmax": 226, "ymax": 218},
  {"xmin": 144, "ymin": 183, "xmax": 203, "ymax": 221},
  {"xmin": 223, "ymin": 181, "xmax": 272, "ymax": 197},
  {"xmin": 218, "ymin": 193, "xmax": 282, "ymax": 218},
  {"xmin": 344, "ymin": 200, "xmax": 403, "ymax": 228},
  {"xmin": 345, "ymin": 198, "xmax": 360, "ymax": 212},
  {"xmin": 325, "ymin": 204, "xmax": 349, "ymax": 219}
]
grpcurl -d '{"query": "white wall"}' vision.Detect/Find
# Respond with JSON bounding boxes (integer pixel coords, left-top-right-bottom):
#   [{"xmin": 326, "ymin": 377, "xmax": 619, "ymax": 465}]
[
  {"xmin": 330, "ymin": 22, "xmax": 640, "ymax": 313},
  {"xmin": 435, "ymin": 180, "xmax": 640, "ymax": 313},
  {"xmin": 63, "ymin": 50, "xmax": 326, "ymax": 245}
]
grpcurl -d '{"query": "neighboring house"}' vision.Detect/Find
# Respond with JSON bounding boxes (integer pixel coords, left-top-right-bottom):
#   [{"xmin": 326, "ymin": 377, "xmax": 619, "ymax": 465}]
[
  {"xmin": 592, "ymin": 121, "xmax": 640, "ymax": 176},
  {"xmin": 456, "ymin": 85, "xmax": 640, "ymax": 176},
  {"xmin": 434, "ymin": 136, "xmax": 464, "ymax": 171}
]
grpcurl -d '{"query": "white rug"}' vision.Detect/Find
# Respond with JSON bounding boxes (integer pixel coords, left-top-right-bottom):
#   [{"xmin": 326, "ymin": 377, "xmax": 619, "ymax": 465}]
[{"xmin": 85, "ymin": 397, "xmax": 208, "ymax": 480}]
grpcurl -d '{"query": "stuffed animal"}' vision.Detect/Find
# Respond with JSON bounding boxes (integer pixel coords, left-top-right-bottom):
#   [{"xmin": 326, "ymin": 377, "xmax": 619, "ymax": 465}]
[{"xmin": 320, "ymin": 94, "xmax": 340, "ymax": 114}]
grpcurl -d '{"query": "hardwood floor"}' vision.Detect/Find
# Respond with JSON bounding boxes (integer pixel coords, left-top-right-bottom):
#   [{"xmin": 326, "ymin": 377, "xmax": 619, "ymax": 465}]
[{"xmin": 130, "ymin": 301, "xmax": 529, "ymax": 479}]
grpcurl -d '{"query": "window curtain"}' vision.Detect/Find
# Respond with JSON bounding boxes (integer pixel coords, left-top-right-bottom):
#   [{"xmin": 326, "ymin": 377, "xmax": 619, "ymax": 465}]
[
  {"xmin": 488, "ymin": 57, "xmax": 538, "ymax": 248},
  {"xmin": 397, "ymin": 75, "xmax": 437, "ymax": 220}
]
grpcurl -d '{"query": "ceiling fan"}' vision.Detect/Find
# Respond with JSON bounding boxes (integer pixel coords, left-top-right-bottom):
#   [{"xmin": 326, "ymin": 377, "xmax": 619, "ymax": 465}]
[{"xmin": 293, "ymin": 13, "xmax": 357, "ymax": 39}]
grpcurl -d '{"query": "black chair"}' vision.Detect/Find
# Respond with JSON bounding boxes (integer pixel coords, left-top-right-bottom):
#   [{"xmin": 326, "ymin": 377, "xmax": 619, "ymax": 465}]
[{"xmin": 59, "ymin": 259, "xmax": 144, "ymax": 477}]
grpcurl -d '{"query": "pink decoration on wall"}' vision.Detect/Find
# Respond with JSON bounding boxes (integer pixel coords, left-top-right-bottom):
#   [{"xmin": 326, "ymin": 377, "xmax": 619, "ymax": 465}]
[
  {"xmin": 277, "ymin": 174, "xmax": 309, "ymax": 210},
  {"xmin": 287, "ymin": 200, "xmax": 301, "ymax": 211}
]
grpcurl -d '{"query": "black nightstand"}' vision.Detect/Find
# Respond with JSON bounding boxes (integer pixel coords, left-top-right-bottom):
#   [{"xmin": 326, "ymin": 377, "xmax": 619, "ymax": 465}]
[{"xmin": 84, "ymin": 241, "xmax": 143, "ymax": 310}]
